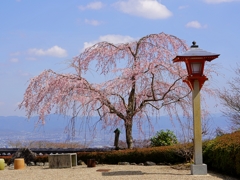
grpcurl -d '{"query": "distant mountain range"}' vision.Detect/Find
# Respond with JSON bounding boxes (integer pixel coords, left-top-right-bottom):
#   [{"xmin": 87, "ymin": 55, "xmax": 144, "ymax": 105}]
[
  {"xmin": 0, "ymin": 114, "xmax": 71, "ymax": 132},
  {"xmin": 0, "ymin": 114, "xmax": 230, "ymax": 148}
]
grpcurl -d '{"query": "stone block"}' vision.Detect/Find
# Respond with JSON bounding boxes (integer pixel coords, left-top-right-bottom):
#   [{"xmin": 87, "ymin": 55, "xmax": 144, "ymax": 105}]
[
  {"xmin": 48, "ymin": 153, "xmax": 77, "ymax": 168},
  {"xmin": 191, "ymin": 164, "xmax": 207, "ymax": 175}
]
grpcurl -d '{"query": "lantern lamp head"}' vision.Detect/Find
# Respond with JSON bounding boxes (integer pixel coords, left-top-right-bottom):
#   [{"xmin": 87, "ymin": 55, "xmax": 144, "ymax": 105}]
[{"xmin": 173, "ymin": 41, "xmax": 220, "ymax": 89}]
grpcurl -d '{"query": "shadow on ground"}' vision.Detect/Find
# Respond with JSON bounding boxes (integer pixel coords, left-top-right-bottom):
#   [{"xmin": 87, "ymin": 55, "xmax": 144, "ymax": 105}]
[
  {"xmin": 102, "ymin": 171, "xmax": 144, "ymax": 176},
  {"xmin": 102, "ymin": 170, "xmax": 190, "ymax": 176},
  {"xmin": 101, "ymin": 166, "xmax": 238, "ymax": 180}
]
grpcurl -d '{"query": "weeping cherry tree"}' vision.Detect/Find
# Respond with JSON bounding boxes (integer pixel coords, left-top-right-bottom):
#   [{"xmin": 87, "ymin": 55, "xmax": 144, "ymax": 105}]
[{"xmin": 20, "ymin": 32, "xmax": 215, "ymax": 149}]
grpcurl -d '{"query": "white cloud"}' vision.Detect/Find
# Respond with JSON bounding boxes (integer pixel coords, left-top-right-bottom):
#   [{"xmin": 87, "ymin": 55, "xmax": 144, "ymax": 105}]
[
  {"xmin": 186, "ymin": 21, "xmax": 207, "ymax": 29},
  {"xmin": 83, "ymin": 34, "xmax": 136, "ymax": 50},
  {"xmin": 85, "ymin": 19, "xmax": 102, "ymax": 26},
  {"xmin": 186, "ymin": 21, "xmax": 201, "ymax": 28},
  {"xmin": 204, "ymin": 0, "xmax": 240, "ymax": 3},
  {"xmin": 28, "ymin": 46, "xmax": 67, "ymax": 58},
  {"xmin": 10, "ymin": 52, "xmax": 21, "ymax": 56},
  {"xmin": 114, "ymin": 0, "xmax": 172, "ymax": 19},
  {"xmin": 179, "ymin": 5, "xmax": 189, "ymax": 9},
  {"xmin": 26, "ymin": 57, "xmax": 37, "ymax": 61},
  {"xmin": 79, "ymin": 1, "xmax": 104, "ymax": 10},
  {"xmin": 10, "ymin": 58, "xmax": 19, "ymax": 63}
]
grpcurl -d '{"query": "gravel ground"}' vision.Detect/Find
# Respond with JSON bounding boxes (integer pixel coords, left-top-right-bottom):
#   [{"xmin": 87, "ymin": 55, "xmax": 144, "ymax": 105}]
[{"xmin": 0, "ymin": 164, "xmax": 238, "ymax": 180}]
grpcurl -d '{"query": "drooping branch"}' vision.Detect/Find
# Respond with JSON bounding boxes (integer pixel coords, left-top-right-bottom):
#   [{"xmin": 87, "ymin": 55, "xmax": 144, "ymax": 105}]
[{"xmin": 20, "ymin": 32, "xmax": 216, "ymax": 149}]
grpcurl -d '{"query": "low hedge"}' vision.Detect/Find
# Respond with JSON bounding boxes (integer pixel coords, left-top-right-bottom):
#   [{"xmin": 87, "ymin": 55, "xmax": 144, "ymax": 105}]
[
  {"xmin": 203, "ymin": 131, "xmax": 240, "ymax": 177},
  {"xmin": 77, "ymin": 146, "xmax": 185, "ymax": 164},
  {"xmin": 0, "ymin": 156, "xmax": 11, "ymax": 164},
  {"xmin": 0, "ymin": 155, "xmax": 48, "ymax": 164},
  {"xmin": 0, "ymin": 145, "xmax": 187, "ymax": 166},
  {"xmin": 35, "ymin": 155, "xmax": 48, "ymax": 163}
]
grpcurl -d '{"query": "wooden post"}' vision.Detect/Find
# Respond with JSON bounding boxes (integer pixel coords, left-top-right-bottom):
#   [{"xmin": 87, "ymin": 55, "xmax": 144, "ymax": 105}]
[
  {"xmin": 114, "ymin": 128, "xmax": 120, "ymax": 150},
  {"xmin": 191, "ymin": 80, "xmax": 207, "ymax": 175}
]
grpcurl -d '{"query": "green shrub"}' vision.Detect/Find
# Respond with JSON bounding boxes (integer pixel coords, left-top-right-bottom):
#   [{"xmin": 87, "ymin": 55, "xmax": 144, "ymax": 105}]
[
  {"xmin": 150, "ymin": 129, "xmax": 178, "ymax": 147},
  {"xmin": 203, "ymin": 131, "xmax": 240, "ymax": 177}
]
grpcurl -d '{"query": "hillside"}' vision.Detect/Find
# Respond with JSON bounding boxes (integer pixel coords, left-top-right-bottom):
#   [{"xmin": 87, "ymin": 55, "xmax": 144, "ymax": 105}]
[{"xmin": 0, "ymin": 114, "xmax": 229, "ymax": 148}]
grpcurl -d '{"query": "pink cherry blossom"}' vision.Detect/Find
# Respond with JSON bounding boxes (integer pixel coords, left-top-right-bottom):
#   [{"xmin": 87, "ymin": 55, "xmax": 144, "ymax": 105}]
[{"xmin": 20, "ymin": 32, "xmax": 216, "ymax": 149}]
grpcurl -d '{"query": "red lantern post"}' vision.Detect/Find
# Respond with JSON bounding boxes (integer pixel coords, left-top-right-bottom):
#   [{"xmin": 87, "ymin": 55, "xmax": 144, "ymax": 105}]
[{"xmin": 173, "ymin": 41, "xmax": 219, "ymax": 175}]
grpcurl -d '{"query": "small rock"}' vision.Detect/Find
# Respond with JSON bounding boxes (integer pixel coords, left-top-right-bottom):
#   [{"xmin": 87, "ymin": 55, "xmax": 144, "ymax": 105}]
[
  {"xmin": 144, "ymin": 161, "xmax": 156, "ymax": 166},
  {"xmin": 44, "ymin": 162, "xmax": 49, "ymax": 166},
  {"xmin": 78, "ymin": 160, "xmax": 86, "ymax": 165},
  {"xmin": 28, "ymin": 162, "xmax": 35, "ymax": 166},
  {"xmin": 36, "ymin": 162, "xmax": 44, "ymax": 166},
  {"xmin": 118, "ymin": 162, "xmax": 130, "ymax": 165},
  {"xmin": 130, "ymin": 163, "xmax": 137, "ymax": 165},
  {"xmin": 138, "ymin": 163, "xmax": 144, "ymax": 166}
]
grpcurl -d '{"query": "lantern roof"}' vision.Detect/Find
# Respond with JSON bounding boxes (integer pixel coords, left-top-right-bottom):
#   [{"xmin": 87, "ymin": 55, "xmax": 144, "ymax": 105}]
[{"xmin": 173, "ymin": 41, "xmax": 220, "ymax": 62}]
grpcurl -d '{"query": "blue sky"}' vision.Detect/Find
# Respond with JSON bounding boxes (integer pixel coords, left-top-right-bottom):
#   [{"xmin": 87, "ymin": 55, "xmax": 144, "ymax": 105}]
[{"xmin": 1, "ymin": 0, "xmax": 240, "ymax": 116}]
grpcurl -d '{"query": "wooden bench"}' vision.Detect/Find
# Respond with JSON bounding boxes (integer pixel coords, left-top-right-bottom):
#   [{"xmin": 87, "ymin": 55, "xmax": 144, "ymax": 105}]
[{"xmin": 48, "ymin": 153, "xmax": 77, "ymax": 168}]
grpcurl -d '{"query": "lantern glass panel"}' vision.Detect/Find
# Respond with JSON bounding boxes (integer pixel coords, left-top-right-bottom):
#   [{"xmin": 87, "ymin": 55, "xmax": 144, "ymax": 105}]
[{"xmin": 191, "ymin": 63, "xmax": 202, "ymax": 74}]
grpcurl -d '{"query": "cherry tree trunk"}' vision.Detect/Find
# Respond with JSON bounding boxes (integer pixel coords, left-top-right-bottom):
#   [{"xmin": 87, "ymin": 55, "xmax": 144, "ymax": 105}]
[{"xmin": 124, "ymin": 120, "xmax": 133, "ymax": 149}]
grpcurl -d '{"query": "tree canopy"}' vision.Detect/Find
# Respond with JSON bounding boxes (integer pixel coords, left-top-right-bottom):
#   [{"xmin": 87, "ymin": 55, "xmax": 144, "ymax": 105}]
[{"xmin": 20, "ymin": 32, "xmax": 215, "ymax": 148}]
